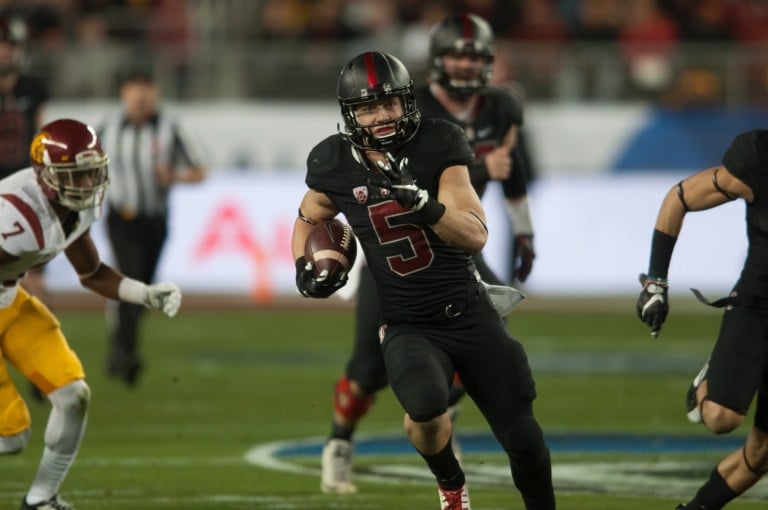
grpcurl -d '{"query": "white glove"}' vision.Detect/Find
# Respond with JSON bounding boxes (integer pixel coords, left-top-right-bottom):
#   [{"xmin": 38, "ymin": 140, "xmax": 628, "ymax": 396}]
[{"xmin": 144, "ymin": 282, "xmax": 182, "ymax": 317}]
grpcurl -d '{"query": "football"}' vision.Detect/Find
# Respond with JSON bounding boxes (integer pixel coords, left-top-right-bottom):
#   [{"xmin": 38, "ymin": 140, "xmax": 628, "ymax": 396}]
[{"xmin": 304, "ymin": 218, "xmax": 357, "ymax": 283}]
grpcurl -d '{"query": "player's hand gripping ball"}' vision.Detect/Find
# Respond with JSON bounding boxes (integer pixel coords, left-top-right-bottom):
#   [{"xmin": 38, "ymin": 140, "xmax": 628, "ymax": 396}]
[{"xmin": 296, "ymin": 219, "xmax": 357, "ymax": 298}]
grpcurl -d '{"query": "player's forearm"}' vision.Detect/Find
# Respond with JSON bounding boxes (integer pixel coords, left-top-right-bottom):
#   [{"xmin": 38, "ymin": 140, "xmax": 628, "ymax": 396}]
[
  {"xmin": 654, "ymin": 186, "xmax": 687, "ymax": 237},
  {"xmin": 292, "ymin": 217, "xmax": 315, "ymax": 261},
  {"xmin": 432, "ymin": 209, "xmax": 487, "ymax": 254},
  {"xmin": 78, "ymin": 262, "xmax": 123, "ymax": 300}
]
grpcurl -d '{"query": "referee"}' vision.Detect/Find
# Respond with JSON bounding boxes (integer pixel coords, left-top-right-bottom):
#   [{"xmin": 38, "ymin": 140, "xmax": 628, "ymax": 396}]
[{"xmin": 98, "ymin": 64, "xmax": 205, "ymax": 385}]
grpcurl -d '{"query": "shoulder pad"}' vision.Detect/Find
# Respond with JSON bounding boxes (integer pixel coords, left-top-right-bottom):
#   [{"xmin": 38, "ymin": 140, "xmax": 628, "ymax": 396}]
[
  {"xmin": 722, "ymin": 130, "xmax": 768, "ymax": 190},
  {"xmin": 414, "ymin": 119, "xmax": 474, "ymax": 164},
  {"xmin": 417, "ymin": 119, "xmax": 464, "ymax": 148},
  {"xmin": 0, "ymin": 195, "xmax": 44, "ymax": 255},
  {"xmin": 486, "ymin": 86, "xmax": 524, "ymax": 125},
  {"xmin": 306, "ymin": 135, "xmax": 345, "ymax": 189}
]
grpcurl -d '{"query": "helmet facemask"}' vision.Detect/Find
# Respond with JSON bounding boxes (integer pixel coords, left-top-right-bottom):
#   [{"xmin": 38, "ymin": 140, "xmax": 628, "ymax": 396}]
[
  {"xmin": 31, "ymin": 119, "xmax": 110, "ymax": 212},
  {"xmin": 432, "ymin": 51, "xmax": 494, "ymax": 99},
  {"xmin": 39, "ymin": 150, "xmax": 109, "ymax": 211},
  {"xmin": 429, "ymin": 14, "xmax": 495, "ymax": 99},
  {"xmin": 340, "ymin": 89, "xmax": 420, "ymax": 152}
]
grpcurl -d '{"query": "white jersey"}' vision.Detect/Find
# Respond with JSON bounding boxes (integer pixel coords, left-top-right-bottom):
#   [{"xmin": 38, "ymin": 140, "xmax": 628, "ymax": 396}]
[{"xmin": 0, "ymin": 168, "xmax": 101, "ymax": 308}]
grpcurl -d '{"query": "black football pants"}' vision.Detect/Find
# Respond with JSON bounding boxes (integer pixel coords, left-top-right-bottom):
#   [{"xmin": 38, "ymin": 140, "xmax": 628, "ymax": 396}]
[{"xmin": 106, "ymin": 209, "xmax": 167, "ymax": 376}]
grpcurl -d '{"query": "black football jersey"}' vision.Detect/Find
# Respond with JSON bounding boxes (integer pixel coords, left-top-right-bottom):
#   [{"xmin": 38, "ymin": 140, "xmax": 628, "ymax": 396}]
[
  {"xmin": 414, "ymin": 84, "xmax": 527, "ymax": 199},
  {"xmin": 306, "ymin": 119, "xmax": 475, "ymax": 324},
  {"xmin": 722, "ymin": 130, "xmax": 768, "ymax": 296}
]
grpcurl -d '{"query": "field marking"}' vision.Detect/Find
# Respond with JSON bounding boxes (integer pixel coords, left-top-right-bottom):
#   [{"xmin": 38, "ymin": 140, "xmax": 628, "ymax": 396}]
[
  {"xmin": 1, "ymin": 455, "xmax": 242, "ymax": 467},
  {"xmin": 243, "ymin": 432, "xmax": 768, "ymax": 501},
  {"xmin": 0, "ymin": 491, "xmax": 381, "ymax": 509}
]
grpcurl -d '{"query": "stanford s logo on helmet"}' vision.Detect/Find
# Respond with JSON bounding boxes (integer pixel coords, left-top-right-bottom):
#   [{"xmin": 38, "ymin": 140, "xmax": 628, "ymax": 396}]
[
  {"xmin": 30, "ymin": 119, "xmax": 109, "ymax": 211},
  {"xmin": 337, "ymin": 51, "xmax": 420, "ymax": 151},
  {"xmin": 429, "ymin": 13, "xmax": 495, "ymax": 98}
]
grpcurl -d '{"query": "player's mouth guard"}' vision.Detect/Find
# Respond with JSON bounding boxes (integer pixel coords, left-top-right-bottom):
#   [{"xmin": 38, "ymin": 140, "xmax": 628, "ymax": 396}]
[{"xmin": 482, "ymin": 281, "xmax": 526, "ymax": 317}]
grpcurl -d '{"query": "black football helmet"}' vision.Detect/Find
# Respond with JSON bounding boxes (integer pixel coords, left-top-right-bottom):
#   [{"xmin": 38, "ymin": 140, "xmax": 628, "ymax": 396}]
[
  {"xmin": 337, "ymin": 51, "xmax": 420, "ymax": 151},
  {"xmin": 30, "ymin": 119, "xmax": 109, "ymax": 211},
  {"xmin": 429, "ymin": 13, "xmax": 495, "ymax": 98}
]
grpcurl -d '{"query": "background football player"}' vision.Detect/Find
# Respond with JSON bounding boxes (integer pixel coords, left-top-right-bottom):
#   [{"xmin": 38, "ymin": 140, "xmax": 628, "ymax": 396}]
[
  {"xmin": 0, "ymin": 119, "xmax": 181, "ymax": 510},
  {"xmin": 637, "ymin": 129, "xmax": 768, "ymax": 509}
]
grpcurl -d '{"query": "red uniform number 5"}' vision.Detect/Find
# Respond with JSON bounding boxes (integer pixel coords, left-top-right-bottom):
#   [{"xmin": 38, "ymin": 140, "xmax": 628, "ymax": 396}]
[{"xmin": 369, "ymin": 201, "xmax": 434, "ymax": 276}]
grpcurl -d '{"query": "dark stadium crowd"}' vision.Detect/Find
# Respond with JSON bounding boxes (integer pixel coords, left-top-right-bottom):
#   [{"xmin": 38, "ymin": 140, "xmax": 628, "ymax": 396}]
[
  {"xmin": 7, "ymin": 0, "xmax": 768, "ymax": 46},
  {"xmin": 1, "ymin": 0, "xmax": 768, "ymax": 103}
]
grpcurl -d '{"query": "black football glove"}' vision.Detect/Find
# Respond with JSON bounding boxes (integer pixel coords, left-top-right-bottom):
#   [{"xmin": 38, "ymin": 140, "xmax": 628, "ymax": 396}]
[
  {"xmin": 513, "ymin": 234, "xmax": 535, "ymax": 283},
  {"xmin": 295, "ymin": 257, "xmax": 346, "ymax": 298},
  {"xmin": 636, "ymin": 273, "xmax": 669, "ymax": 338},
  {"xmin": 367, "ymin": 152, "xmax": 427, "ymax": 209},
  {"xmin": 367, "ymin": 153, "xmax": 446, "ymax": 224}
]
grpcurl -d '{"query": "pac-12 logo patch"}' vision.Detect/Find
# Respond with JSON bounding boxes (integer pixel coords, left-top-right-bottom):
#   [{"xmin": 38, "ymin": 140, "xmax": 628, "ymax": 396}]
[{"xmin": 353, "ymin": 185, "xmax": 368, "ymax": 204}]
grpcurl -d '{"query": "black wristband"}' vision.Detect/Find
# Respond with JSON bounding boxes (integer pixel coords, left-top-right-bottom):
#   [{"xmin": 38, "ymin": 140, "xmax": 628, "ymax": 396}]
[
  {"xmin": 648, "ymin": 229, "xmax": 677, "ymax": 279},
  {"xmin": 418, "ymin": 198, "xmax": 446, "ymax": 225}
]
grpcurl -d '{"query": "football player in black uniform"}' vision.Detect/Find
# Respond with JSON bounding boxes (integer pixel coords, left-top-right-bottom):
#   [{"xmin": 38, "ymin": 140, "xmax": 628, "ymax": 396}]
[
  {"xmin": 637, "ymin": 131, "xmax": 768, "ymax": 509},
  {"xmin": 417, "ymin": 13, "xmax": 535, "ymax": 287},
  {"xmin": 318, "ymin": 14, "xmax": 537, "ymax": 495},
  {"xmin": 292, "ymin": 51, "xmax": 555, "ymax": 510}
]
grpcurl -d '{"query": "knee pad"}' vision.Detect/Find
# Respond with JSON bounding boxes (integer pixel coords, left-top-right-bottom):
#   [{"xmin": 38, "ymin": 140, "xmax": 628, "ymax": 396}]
[
  {"xmin": 401, "ymin": 381, "xmax": 448, "ymax": 423},
  {"xmin": 45, "ymin": 379, "xmax": 90, "ymax": 454},
  {"xmin": 334, "ymin": 376, "xmax": 375, "ymax": 422},
  {"xmin": 0, "ymin": 428, "xmax": 30, "ymax": 454},
  {"xmin": 49, "ymin": 379, "xmax": 91, "ymax": 414},
  {"xmin": 447, "ymin": 385, "xmax": 466, "ymax": 408}
]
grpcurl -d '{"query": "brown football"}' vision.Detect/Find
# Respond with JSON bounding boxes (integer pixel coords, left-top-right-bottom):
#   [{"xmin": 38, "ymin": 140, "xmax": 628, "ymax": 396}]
[{"xmin": 304, "ymin": 218, "xmax": 357, "ymax": 283}]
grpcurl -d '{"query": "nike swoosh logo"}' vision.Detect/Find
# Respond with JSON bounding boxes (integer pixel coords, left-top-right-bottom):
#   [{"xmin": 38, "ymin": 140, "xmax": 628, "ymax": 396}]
[{"xmin": 643, "ymin": 294, "xmax": 664, "ymax": 315}]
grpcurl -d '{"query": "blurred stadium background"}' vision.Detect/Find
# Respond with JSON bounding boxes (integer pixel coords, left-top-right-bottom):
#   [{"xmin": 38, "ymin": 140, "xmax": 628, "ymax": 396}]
[
  {"xmin": 3, "ymin": 1, "xmax": 768, "ymax": 508},
  {"xmin": 6, "ymin": 0, "xmax": 762, "ymax": 303}
]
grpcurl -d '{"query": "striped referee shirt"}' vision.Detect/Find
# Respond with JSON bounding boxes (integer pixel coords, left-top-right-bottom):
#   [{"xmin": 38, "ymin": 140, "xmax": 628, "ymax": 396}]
[{"xmin": 98, "ymin": 110, "xmax": 197, "ymax": 217}]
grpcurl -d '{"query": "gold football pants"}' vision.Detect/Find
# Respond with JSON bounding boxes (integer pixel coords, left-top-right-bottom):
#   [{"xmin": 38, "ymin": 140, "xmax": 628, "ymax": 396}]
[{"xmin": 0, "ymin": 287, "xmax": 84, "ymax": 436}]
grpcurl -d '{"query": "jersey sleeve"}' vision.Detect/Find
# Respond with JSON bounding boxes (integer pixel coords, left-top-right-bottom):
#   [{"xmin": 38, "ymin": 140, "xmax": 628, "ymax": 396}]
[
  {"xmin": 306, "ymin": 137, "xmax": 332, "ymax": 189},
  {"xmin": 306, "ymin": 135, "xmax": 344, "ymax": 191},
  {"xmin": 722, "ymin": 130, "xmax": 768, "ymax": 190},
  {"xmin": 420, "ymin": 119, "xmax": 475, "ymax": 168},
  {"xmin": 0, "ymin": 196, "xmax": 43, "ymax": 256},
  {"xmin": 498, "ymin": 86, "xmax": 524, "ymax": 127}
]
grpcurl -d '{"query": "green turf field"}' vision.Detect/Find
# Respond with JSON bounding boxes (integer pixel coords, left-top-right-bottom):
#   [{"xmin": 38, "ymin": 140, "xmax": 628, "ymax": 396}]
[{"xmin": 2, "ymin": 301, "xmax": 765, "ymax": 509}]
